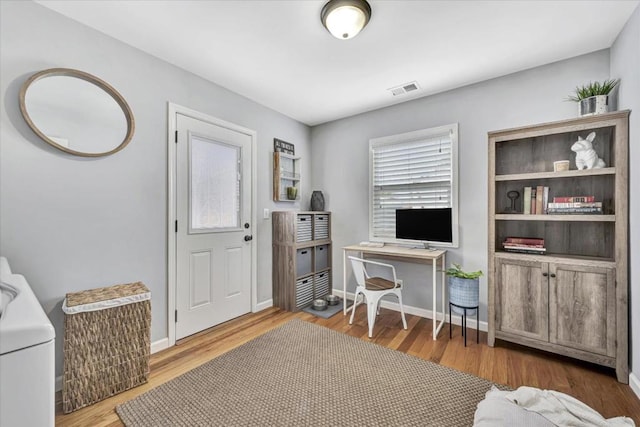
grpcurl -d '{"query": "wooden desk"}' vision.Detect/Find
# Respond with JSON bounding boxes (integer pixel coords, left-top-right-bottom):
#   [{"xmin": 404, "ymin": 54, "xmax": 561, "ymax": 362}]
[{"xmin": 342, "ymin": 244, "xmax": 447, "ymax": 340}]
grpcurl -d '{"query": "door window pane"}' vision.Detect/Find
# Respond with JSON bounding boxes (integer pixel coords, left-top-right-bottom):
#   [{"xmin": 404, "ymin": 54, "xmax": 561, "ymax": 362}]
[{"xmin": 190, "ymin": 135, "xmax": 240, "ymax": 231}]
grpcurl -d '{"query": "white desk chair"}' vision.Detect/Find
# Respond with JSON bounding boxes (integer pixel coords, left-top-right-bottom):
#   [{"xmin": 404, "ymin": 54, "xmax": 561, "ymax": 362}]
[{"xmin": 348, "ymin": 256, "xmax": 408, "ymax": 338}]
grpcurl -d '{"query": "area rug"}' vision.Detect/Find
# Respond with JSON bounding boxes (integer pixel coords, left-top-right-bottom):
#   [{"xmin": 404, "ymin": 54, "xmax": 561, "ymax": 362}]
[{"xmin": 117, "ymin": 319, "xmax": 504, "ymax": 426}]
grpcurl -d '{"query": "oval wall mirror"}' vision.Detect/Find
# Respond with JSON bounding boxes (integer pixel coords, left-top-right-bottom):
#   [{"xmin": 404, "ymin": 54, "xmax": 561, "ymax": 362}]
[{"xmin": 19, "ymin": 68, "xmax": 135, "ymax": 157}]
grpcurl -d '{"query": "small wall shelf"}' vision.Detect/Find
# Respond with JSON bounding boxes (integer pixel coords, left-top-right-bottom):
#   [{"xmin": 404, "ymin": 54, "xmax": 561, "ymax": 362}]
[{"xmin": 273, "ymin": 152, "xmax": 301, "ymax": 202}]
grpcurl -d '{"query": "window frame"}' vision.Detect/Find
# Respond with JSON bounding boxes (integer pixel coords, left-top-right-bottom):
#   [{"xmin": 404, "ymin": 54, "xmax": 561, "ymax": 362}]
[{"xmin": 368, "ymin": 123, "xmax": 459, "ymax": 248}]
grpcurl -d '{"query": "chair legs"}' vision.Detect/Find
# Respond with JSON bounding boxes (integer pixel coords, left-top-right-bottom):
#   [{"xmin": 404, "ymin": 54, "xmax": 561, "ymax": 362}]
[
  {"xmin": 349, "ymin": 289, "xmax": 362, "ymax": 325},
  {"xmin": 351, "ymin": 289, "xmax": 407, "ymax": 338},
  {"xmin": 396, "ymin": 290, "xmax": 407, "ymax": 330},
  {"xmin": 366, "ymin": 298, "xmax": 378, "ymax": 338}
]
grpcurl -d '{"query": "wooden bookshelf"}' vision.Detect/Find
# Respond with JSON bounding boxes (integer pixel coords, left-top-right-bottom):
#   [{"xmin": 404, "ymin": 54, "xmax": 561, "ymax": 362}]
[{"xmin": 488, "ymin": 110, "xmax": 629, "ymax": 383}]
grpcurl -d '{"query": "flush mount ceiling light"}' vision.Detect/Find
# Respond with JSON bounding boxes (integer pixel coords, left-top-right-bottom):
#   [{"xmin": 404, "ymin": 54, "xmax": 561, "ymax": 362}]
[{"xmin": 321, "ymin": 0, "xmax": 372, "ymax": 40}]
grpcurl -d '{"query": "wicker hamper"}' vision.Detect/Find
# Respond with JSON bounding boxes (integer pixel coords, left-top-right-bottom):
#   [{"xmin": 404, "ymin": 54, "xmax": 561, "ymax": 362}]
[{"xmin": 62, "ymin": 282, "xmax": 151, "ymax": 413}]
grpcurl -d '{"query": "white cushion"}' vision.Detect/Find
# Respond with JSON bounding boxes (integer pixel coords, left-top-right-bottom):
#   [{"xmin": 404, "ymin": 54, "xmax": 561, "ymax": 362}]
[{"xmin": 474, "ymin": 387, "xmax": 554, "ymax": 427}]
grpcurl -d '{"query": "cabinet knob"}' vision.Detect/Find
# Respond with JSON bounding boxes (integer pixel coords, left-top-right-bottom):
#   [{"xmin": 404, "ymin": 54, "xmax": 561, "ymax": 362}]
[
  {"xmin": 550, "ymin": 273, "xmax": 556, "ymax": 278},
  {"xmin": 542, "ymin": 272, "xmax": 548, "ymax": 277},
  {"xmin": 244, "ymin": 235, "xmax": 253, "ymax": 242}
]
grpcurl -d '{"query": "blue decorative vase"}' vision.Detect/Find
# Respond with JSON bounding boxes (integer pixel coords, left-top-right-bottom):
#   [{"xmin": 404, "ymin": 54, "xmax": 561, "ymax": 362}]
[{"xmin": 310, "ymin": 191, "xmax": 325, "ymax": 211}]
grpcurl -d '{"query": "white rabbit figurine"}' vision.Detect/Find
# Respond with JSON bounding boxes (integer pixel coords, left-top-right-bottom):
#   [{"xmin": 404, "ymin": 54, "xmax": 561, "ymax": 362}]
[{"xmin": 571, "ymin": 132, "xmax": 605, "ymax": 169}]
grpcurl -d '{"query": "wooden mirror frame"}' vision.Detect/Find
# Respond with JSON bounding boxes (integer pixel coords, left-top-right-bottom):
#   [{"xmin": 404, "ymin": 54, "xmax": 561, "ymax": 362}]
[{"xmin": 19, "ymin": 68, "xmax": 135, "ymax": 157}]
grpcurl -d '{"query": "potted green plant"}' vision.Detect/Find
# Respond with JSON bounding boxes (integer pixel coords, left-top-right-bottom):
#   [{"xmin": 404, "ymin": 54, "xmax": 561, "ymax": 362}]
[
  {"xmin": 446, "ymin": 263, "xmax": 482, "ymax": 314},
  {"xmin": 567, "ymin": 79, "xmax": 619, "ymax": 117}
]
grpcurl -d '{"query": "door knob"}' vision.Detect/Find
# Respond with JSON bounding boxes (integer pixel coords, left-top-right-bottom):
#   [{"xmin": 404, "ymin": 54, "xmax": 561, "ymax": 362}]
[{"xmin": 244, "ymin": 235, "xmax": 253, "ymax": 242}]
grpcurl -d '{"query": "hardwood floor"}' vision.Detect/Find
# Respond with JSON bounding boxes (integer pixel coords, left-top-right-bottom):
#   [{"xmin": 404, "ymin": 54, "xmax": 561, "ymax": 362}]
[{"xmin": 56, "ymin": 307, "xmax": 640, "ymax": 426}]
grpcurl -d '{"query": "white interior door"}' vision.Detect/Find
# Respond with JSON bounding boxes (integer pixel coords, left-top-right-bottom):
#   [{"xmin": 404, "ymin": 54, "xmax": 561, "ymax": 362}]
[{"xmin": 175, "ymin": 113, "xmax": 252, "ymax": 340}]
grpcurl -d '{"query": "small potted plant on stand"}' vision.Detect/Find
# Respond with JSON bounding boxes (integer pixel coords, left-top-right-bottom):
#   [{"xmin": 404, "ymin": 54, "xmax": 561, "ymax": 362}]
[
  {"xmin": 446, "ymin": 263, "xmax": 483, "ymax": 346},
  {"xmin": 567, "ymin": 79, "xmax": 619, "ymax": 117}
]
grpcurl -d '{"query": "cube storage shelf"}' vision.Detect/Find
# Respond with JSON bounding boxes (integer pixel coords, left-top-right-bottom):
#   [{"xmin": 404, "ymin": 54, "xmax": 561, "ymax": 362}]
[{"xmin": 273, "ymin": 211, "xmax": 332, "ymax": 311}]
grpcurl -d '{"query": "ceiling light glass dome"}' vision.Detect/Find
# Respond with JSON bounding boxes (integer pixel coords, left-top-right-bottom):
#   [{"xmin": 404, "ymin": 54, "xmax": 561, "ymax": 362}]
[{"xmin": 321, "ymin": 0, "xmax": 372, "ymax": 40}]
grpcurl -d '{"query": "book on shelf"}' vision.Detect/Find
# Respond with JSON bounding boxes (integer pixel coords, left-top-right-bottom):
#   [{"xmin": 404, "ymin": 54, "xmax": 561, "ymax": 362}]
[
  {"xmin": 553, "ymin": 196, "xmax": 595, "ymax": 203},
  {"xmin": 535, "ymin": 185, "xmax": 544, "ymax": 215},
  {"xmin": 503, "ymin": 246, "xmax": 547, "ymax": 255},
  {"xmin": 503, "ymin": 245, "xmax": 546, "ymax": 251},
  {"xmin": 547, "ymin": 207, "xmax": 603, "ymax": 214},
  {"xmin": 502, "ymin": 243, "xmax": 545, "ymax": 249},
  {"xmin": 542, "ymin": 187, "xmax": 549, "ymax": 215},
  {"xmin": 504, "ymin": 237, "xmax": 544, "ymax": 245},
  {"xmin": 523, "ymin": 187, "xmax": 532, "ymax": 214},
  {"xmin": 521, "ymin": 186, "xmax": 549, "ymax": 215},
  {"xmin": 502, "ymin": 236, "xmax": 546, "ymax": 254},
  {"xmin": 531, "ymin": 187, "xmax": 537, "ymax": 214},
  {"xmin": 549, "ymin": 202, "xmax": 602, "ymax": 209}
]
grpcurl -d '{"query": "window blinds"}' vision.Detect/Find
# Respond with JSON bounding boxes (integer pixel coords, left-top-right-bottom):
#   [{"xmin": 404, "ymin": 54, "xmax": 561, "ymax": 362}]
[{"xmin": 371, "ymin": 132, "xmax": 453, "ymax": 239}]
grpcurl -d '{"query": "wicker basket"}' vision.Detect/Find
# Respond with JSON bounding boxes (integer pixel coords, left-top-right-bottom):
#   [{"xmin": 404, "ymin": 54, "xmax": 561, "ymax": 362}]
[{"xmin": 62, "ymin": 282, "xmax": 151, "ymax": 413}]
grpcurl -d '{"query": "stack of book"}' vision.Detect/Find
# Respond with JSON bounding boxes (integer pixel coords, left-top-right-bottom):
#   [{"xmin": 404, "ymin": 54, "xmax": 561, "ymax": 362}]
[
  {"xmin": 502, "ymin": 237, "xmax": 546, "ymax": 254},
  {"xmin": 523, "ymin": 186, "xmax": 549, "ymax": 215},
  {"xmin": 547, "ymin": 196, "xmax": 602, "ymax": 214}
]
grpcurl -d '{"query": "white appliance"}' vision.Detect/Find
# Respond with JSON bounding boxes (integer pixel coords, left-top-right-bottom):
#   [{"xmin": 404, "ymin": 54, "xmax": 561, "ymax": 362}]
[{"xmin": 0, "ymin": 257, "xmax": 55, "ymax": 427}]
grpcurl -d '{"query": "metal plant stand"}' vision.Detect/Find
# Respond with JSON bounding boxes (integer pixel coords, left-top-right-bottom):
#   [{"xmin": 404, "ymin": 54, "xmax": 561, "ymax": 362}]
[{"xmin": 449, "ymin": 302, "xmax": 479, "ymax": 347}]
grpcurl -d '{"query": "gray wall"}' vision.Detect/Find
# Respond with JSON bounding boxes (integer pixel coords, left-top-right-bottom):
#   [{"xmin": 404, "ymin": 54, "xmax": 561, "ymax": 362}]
[
  {"xmin": 310, "ymin": 51, "xmax": 611, "ymax": 321},
  {"xmin": 0, "ymin": 1, "xmax": 311, "ymax": 377},
  {"xmin": 611, "ymin": 3, "xmax": 640, "ymax": 379}
]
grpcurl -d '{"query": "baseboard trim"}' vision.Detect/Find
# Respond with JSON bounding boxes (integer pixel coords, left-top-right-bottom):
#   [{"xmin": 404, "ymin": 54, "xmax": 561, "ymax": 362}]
[
  {"xmin": 629, "ymin": 372, "xmax": 640, "ymax": 399},
  {"xmin": 254, "ymin": 299, "xmax": 273, "ymax": 312},
  {"xmin": 151, "ymin": 337, "xmax": 169, "ymax": 354},
  {"xmin": 332, "ymin": 289, "xmax": 488, "ymax": 332}
]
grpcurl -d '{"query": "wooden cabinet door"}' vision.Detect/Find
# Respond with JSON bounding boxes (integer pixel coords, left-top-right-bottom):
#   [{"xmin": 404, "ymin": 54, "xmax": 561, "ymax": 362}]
[
  {"xmin": 549, "ymin": 263, "xmax": 615, "ymax": 356},
  {"xmin": 495, "ymin": 258, "xmax": 549, "ymax": 341}
]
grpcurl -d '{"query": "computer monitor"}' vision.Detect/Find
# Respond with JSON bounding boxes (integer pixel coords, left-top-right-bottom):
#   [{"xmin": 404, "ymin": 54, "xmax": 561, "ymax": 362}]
[{"xmin": 395, "ymin": 208, "xmax": 453, "ymax": 246}]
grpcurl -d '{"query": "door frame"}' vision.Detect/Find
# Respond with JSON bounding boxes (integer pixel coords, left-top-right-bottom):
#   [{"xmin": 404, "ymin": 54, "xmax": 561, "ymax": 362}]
[{"xmin": 167, "ymin": 102, "xmax": 258, "ymax": 347}]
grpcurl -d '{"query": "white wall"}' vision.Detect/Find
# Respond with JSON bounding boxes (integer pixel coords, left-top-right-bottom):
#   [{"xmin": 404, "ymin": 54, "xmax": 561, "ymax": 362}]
[
  {"xmin": 311, "ymin": 50, "xmax": 611, "ymax": 321},
  {"xmin": 0, "ymin": 1, "xmax": 311, "ymax": 377},
  {"xmin": 611, "ymin": 3, "xmax": 640, "ymax": 384}
]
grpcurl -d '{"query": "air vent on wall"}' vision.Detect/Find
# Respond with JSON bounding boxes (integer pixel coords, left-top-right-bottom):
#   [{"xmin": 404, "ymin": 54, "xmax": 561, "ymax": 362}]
[{"xmin": 388, "ymin": 81, "xmax": 420, "ymax": 96}]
